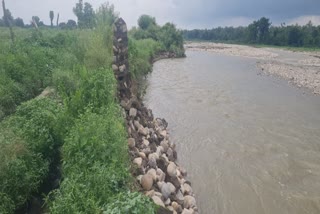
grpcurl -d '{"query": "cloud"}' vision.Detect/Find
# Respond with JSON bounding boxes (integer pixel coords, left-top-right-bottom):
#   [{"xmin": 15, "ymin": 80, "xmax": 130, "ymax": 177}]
[
  {"xmin": 1, "ymin": 0, "xmax": 320, "ymax": 29},
  {"xmin": 286, "ymin": 15, "xmax": 320, "ymax": 26}
]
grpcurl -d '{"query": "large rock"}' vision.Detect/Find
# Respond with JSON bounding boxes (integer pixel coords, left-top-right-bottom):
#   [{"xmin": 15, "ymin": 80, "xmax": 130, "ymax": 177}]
[
  {"xmin": 128, "ymin": 138, "xmax": 135, "ymax": 149},
  {"xmin": 181, "ymin": 208, "xmax": 194, "ymax": 214},
  {"xmin": 147, "ymin": 168, "xmax": 157, "ymax": 181},
  {"xmin": 129, "ymin": 108, "xmax": 137, "ymax": 117},
  {"xmin": 160, "ymin": 140, "xmax": 169, "ymax": 152},
  {"xmin": 152, "ymin": 195, "xmax": 165, "ymax": 207},
  {"xmin": 141, "ymin": 174, "xmax": 153, "ymax": 191},
  {"xmin": 133, "ymin": 157, "xmax": 142, "ymax": 167},
  {"xmin": 172, "ymin": 202, "xmax": 182, "ymax": 213},
  {"xmin": 161, "ymin": 182, "xmax": 176, "ymax": 200},
  {"xmin": 167, "ymin": 162, "xmax": 177, "ymax": 177},
  {"xmin": 183, "ymin": 196, "xmax": 196, "ymax": 209},
  {"xmin": 183, "ymin": 183, "xmax": 193, "ymax": 195},
  {"xmin": 157, "ymin": 168, "xmax": 166, "ymax": 182}
]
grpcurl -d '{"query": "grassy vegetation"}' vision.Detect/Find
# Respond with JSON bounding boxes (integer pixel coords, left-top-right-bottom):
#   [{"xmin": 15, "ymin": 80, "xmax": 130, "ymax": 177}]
[
  {"xmin": 0, "ymin": 24, "xmax": 157, "ymax": 213},
  {"xmin": 0, "ymin": 3, "xmax": 185, "ymax": 213}
]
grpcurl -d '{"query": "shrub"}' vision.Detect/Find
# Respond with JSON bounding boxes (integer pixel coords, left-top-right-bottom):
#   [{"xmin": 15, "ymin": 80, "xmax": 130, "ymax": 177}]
[{"xmin": 49, "ymin": 107, "xmax": 131, "ymax": 213}]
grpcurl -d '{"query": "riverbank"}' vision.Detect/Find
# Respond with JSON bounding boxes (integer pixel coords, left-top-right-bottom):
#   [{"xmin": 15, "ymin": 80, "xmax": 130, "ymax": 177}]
[
  {"xmin": 185, "ymin": 42, "xmax": 320, "ymax": 94},
  {"xmin": 113, "ymin": 19, "xmax": 199, "ymax": 213}
]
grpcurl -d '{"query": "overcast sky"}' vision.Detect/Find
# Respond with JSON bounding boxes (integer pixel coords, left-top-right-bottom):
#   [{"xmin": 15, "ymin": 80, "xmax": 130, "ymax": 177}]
[{"xmin": 1, "ymin": 0, "xmax": 320, "ymax": 29}]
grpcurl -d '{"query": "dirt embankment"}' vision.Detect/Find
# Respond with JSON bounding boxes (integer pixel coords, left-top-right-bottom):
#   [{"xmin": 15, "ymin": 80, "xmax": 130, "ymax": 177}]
[{"xmin": 186, "ymin": 42, "xmax": 320, "ymax": 94}]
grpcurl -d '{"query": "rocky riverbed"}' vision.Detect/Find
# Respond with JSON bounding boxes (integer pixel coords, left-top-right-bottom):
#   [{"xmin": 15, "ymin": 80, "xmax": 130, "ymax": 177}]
[{"xmin": 186, "ymin": 42, "xmax": 320, "ymax": 94}]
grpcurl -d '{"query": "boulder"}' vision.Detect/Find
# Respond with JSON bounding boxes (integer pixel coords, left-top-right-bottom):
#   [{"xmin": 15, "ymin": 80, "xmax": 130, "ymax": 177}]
[
  {"xmin": 183, "ymin": 196, "xmax": 196, "ymax": 209},
  {"xmin": 141, "ymin": 174, "xmax": 153, "ymax": 191},
  {"xmin": 161, "ymin": 182, "xmax": 176, "ymax": 200},
  {"xmin": 181, "ymin": 208, "xmax": 194, "ymax": 214},
  {"xmin": 147, "ymin": 168, "xmax": 157, "ymax": 181},
  {"xmin": 128, "ymin": 138, "xmax": 135, "ymax": 149},
  {"xmin": 133, "ymin": 157, "xmax": 142, "ymax": 168},
  {"xmin": 183, "ymin": 183, "xmax": 193, "ymax": 195},
  {"xmin": 167, "ymin": 162, "xmax": 177, "ymax": 177},
  {"xmin": 152, "ymin": 196, "xmax": 165, "ymax": 207},
  {"xmin": 129, "ymin": 108, "xmax": 137, "ymax": 117},
  {"xmin": 160, "ymin": 140, "xmax": 169, "ymax": 152}
]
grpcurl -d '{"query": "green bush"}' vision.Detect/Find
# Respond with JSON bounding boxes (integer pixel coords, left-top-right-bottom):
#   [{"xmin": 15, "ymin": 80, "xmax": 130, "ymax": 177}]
[
  {"xmin": 0, "ymin": 98, "xmax": 63, "ymax": 212},
  {"xmin": 103, "ymin": 192, "xmax": 156, "ymax": 214},
  {"xmin": 49, "ymin": 107, "xmax": 132, "ymax": 213}
]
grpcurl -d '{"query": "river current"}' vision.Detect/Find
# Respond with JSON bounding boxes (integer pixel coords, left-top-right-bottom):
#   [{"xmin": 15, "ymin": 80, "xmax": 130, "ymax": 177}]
[{"xmin": 144, "ymin": 51, "xmax": 320, "ymax": 214}]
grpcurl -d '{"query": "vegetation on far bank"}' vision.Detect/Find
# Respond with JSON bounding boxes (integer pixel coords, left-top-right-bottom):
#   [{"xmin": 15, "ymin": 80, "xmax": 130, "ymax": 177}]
[
  {"xmin": 0, "ymin": 0, "xmax": 184, "ymax": 213},
  {"xmin": 183, "ymin": 17, "xmax": 320, "ymax": 49}
]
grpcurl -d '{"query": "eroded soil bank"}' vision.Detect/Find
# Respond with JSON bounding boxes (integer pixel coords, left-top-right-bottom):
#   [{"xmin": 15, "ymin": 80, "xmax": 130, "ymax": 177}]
[{"xmin": 186, "ymin": 42, "xmax": 320, "ymax": 94}]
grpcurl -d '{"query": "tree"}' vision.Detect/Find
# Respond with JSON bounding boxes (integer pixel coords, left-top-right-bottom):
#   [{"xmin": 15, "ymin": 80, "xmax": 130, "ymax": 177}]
[
  {"xmin": 14, "ymin": 17, "xmax": 24, "ymax": 27},
  {"xmin": 138, "ymin": 15, "xmax": 156, "ymax": 30},
  {"xmin": 73, "ymin": 0, "xmax": 95, "ymax": 28},
  {"xmin": 32, "ymin": 16, "xmax": 40, "ymax": 26},
  {"xmin": 83, "ymin": 2, "xmax": 95, "ymax": 28},
  {"xmin": 2, "ymin": 0, "xmax": 14, "ymax": 43},
  {"xmin": 257, "ymin": 17, "xmax": 271, "ymax": 43},
  {"xmin": 0, "ymin": 18, "xmax": 4, "ymax": 26},
  {"xmin": 247, "ymin": 21, "xmax": 258, "ymax": 43},
  {"xmin": 56, "ymin": 13, "xmax": 59, "ymax": 26},
  {"xmin": 49, "ymin": 11, "xmax": 54, "ymax": 27},
  {"xmin": 2, "ymin": 8, "xmax": 13, "ymax": 27},
  {"xmin": 66, "ymin": 19, "xmax": 77, "ymax": 29},
  {"xmin": 96, "ymin": 2, "xmax": 118, "ymax": 26}
]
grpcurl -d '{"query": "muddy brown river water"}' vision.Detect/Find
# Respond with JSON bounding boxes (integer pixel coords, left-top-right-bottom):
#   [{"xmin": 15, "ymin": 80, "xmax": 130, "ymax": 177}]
[{"xmin": 144, "ymin": 51, "xmax": 320, "ymax": 214}]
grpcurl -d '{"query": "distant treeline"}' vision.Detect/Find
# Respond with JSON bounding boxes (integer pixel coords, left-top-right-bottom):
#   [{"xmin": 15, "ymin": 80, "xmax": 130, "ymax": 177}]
[{"xmin": 183, "ymin": 17, "xmax": 320, "ymax": 47}]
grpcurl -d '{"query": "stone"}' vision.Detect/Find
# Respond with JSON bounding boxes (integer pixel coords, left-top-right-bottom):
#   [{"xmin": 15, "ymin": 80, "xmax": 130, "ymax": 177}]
[
  {"xmin": 181, "ymin": 208, "xmax": 194, "ymax": 214},
  {"xmin": 179, "ymin": 167, "xmax": 187, "ymax": 177},
  {"xmin": 119, "ymin": 64, "xmax": 126, "ymax": 72},
  {"xmin": 133, "ymin": 157, "xmax": 142, "ymax": 167},
  {"xmin": 112, "ymin": 64, "xmax": 119, "ymax": 71},
  {"xmin": 129, "ymin": 108, "xmax": 137, "ymax": 117},
  {"xmin": 183, "ymin": 196, "xmax": 196, "ymax": 209},
  {"xmin": 156, "ymin": 146, "xmax": 164, "ymax": 156},
  {"xmin": 161, "ymin": 182, "xmax": 176, "ymax": 200},
  {"xmin": 136, "ymin": 175, "xmax": 143, "ymax": 183},
  {"xmin": 160, "ymin": 130, "xmax": 167, "ymax": 138},
  {"xmin": 148, "ymin": 155, "xmax": 157, "ymax": 169},
  {"xmin": 157, "ymin": 168, "xmax": 166, "ymax": 182},
  {"xmin": 147, "ymin": 168, "xmax": 157, "ymax": 181},
  {"xmin": 152, "ymin": 196, "xmax": 165, "ymax": 207},
  {"xmin": 183, "ymin": 183, "xmax": 193, "ymax": 195},
  {"xmin": 167, "ymin": 148, "xmax": 175, "ymax": 161},
  {"xmin": 164, "ymin": 198, "xmax": 171, "ymax": 206},
  {"xmin": 134, "ymin": 120, "xmax": 142, "ymax": 129},
  {"xmin": 141, "ymin": 174, "xmax": 153, "ymax": 191},
  {"xmin": 138, "ymin": 127, "xmax": 148, "ymax": 136},
  {"xmin": 157, "ymin": 181, "xmax": 165, "ymax": 189},
  {"xmin": 138, "ymin": 152, "xmax": 146, "ymax": 159},
  {"xmin": 128, "ymin": 138, "xmax": 135, "ymax": 149},
  {"xmin": 175, "ymin": 190, "xmax": 184, "ymax": 205},
  {"xmin": 154, "ymin": 191, "xmax": 163, "ymax": 198},
  {"xmin": 167, "ymin": 162, "xmax": 177, "ymax": 177},
  {"xmin": 172, "ymin": 202, "xmax": 182, "ymax": 213},
  {"xmin": 160, "ymin": 140, "xmax": 169, "ymax": 152},
  {"xmin": 145, "ymin": 190, "xmax": 155, "ymax": 197},
  {"xmin": 143, "ymin": 139, "xmax": 150, "ymax": 147}
]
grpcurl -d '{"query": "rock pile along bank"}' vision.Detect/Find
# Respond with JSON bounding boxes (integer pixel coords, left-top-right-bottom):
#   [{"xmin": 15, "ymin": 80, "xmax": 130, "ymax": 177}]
[{"xmin": 113, "ymin": 18, "xmax": 199, "ymax": 214}]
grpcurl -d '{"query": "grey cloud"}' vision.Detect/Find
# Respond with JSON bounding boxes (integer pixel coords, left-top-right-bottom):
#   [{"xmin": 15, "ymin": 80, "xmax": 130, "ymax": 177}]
[{"xmin": 1, "ymin": 0, "xmax": 320, "ymax": 29}]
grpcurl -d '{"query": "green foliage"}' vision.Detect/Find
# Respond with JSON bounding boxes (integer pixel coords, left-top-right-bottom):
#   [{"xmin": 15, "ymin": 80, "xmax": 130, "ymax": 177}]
[
  {"xmin": 138, "ymin": 15, "xmax": 157, "ymax": 30},
  {"xmin": 131, "ymin": 15, "xmax": 185, "ymax": 61},
  {"xmin": 129, "ymin": 38, "xmax": 162, "ymax": 79},
  {"xmin": 73, "ymin": 0, "xmax": 96, "ymax": 29},
  {"xmin": 49, "ymin": 107, "xmax": 131, "ymax": 213},
  {"xmin": 184, "ymin": 17, "xmax": 320, "ymax": 48},
  {"xmin": 0, "ymin": 98, "xmax": 63, "ymax": 212},
  {"xmin": 103, "ymin": 192, "xmax": 156, "ymax": 214}
]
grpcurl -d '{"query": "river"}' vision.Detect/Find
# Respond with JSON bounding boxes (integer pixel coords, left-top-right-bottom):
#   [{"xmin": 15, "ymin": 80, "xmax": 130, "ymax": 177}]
[{"xmin": 144, "ymin": 50, "xmax": 320, "ymax": 214}]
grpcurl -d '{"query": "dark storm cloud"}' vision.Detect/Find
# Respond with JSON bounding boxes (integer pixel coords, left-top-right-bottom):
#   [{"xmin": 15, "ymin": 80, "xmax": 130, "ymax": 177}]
[{"xmin": 1, "ymin": 0, "xmax": 320, "ymax": 29}]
